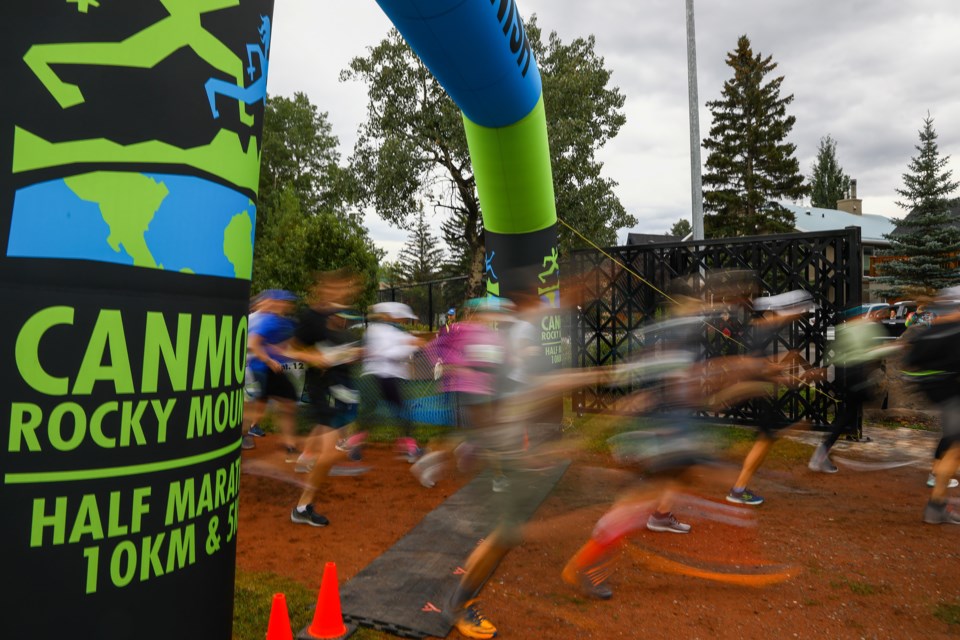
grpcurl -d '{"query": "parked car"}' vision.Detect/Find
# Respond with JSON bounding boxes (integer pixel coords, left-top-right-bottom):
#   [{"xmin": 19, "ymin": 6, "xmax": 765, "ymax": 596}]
[
  {"xmin": 880, "ymin": 300, "xmax": 918, "ymax": 338},
  {"xmin": 863, "ymin": 302, "xmax": 891, "ymax": 321}
]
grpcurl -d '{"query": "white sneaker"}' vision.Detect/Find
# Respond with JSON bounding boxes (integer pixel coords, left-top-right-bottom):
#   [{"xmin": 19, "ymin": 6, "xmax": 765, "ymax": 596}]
[
  {"xmin": 927, "ymin": 474, "xmax": 960, "ymax": 488},
  {"xmin": 411, "ymin": 452, "xmax": 445, "ymax": 488},
  {"xmin": 808, "ymin": 444, "xmax": 838, "ymax": 473},
  {"xmin": 294, "ymin": 454, "xmax": 315, "ymax": 474},
  {"xmin": 646, "ymin": 512, "xmax": 691, "ymax": 533}
]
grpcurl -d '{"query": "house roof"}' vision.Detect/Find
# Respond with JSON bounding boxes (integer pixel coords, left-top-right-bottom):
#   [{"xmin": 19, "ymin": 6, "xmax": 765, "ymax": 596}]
[
  {"xmin": 888, "ymin": 200, "xmax": 960, "ymax": 237},
  {"xmin": 626, "ymin": 232, "xmax": 679, "ymax": 245},
  {"xmin": 779, "ymin": 202, "xmax": 895, "ymax": 245}
]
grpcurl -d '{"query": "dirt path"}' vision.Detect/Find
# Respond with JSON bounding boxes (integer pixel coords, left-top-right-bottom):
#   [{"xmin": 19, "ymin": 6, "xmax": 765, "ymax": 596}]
[{"xmin": 237, "ymin": 426, "xmax": 960, "ymax": 639}]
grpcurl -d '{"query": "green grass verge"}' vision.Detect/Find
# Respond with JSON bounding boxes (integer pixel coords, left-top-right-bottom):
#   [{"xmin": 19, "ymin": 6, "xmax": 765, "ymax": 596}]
[
  {"xmin": 934, "ymin": 600, "xmax": 960, "ymax": 626},
  {"xmin": 867, "ymin": 417, "xmax": 938, "ymax": 432},
  {"xmin": 829, "ymin": 576, "xmax": 885, "ymax": 596},
  {"xmin": 233, "ymin": 570, "xmax": 316, "ymax": 640},
  {"xmin": 233, "ymin": 570, "xmax": 389, "ymax": 640}
]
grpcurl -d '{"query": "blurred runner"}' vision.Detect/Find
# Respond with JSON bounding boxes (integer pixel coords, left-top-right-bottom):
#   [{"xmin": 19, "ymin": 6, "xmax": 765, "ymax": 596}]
[
  {"xmin": 284, "ymin": 271, "xmax": 363, "ymax": 527},
  {"xmin": 808, "ymin": 304, "xmax": 900, "ymax": 472},
  {"xmin": 361, "ymin": 302, "xmax": 424, "ymax": 462},
  {"xmin": 901, "ymin": 288, "xmax": 960, "ymax": 524},
  {"xmin": 723, "ymin": 290, "xmax": 814, "ymax": 506},
  {"xmin": 242, "ymin": 289, "xmax": 298, "ymax": 454}
]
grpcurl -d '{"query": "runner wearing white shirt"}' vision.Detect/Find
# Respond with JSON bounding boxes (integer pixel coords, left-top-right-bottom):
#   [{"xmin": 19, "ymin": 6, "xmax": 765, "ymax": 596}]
[{"xmin": 362, "ymin": 302, "xmax": 424, "ymax": 461}]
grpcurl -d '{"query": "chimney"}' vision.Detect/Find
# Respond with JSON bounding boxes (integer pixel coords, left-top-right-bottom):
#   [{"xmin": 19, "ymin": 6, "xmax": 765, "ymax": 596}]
[{"xmin": 837, "ymin": 178, "xmax": 862, "ymax": 216}]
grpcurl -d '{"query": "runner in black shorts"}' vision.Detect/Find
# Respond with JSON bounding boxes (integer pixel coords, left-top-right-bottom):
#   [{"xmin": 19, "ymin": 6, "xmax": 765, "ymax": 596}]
[
  {"xmin": 725, "ymin": 291, "xmax": 813, "ymax": 506},
  {"xmin": 285, "ymin": 271, "xmax": 363, "ymax": 527}
]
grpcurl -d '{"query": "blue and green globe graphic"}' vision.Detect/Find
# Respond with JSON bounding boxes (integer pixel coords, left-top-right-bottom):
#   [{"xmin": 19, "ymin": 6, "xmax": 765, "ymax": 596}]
[{"xmin": 7, "ymin": 171, "xmax": 255, "ymax": 280}]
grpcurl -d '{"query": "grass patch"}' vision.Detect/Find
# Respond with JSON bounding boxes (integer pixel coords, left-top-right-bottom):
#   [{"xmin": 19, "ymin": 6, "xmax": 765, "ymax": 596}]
[
  {"xmin": 702, "ymin": 424, "xmax": 756, "ymax": 447},
  {"xmin": 766, "ymin": 437, "xmax": 815, "ymax": 465},
  {"xmin": 934, "ymin": 600, "xmax": 960, "ymax": 626},
  {"xmin": 566, "ymin": 414, "xmax": 626, "ymax": 454},
  {"xmin": 233, "ymin": 570, "xmax": 389, "ymax": 640},
  {"xmin": 234, "ymin": 570, "xmax": 316, "ymax": 640},
  {"xmin": 867, "ymin": 417, "xmax": 937, "ymax": 432},
  {"xmin": 829, "ymin": 577, "xmax": 884, "ymax": 596},
  {"xmin": 363, "ymin": 422, "xmax": 448, "ymax": 445},
  {"xmin": 562, "ymin": 417, "xmax": 821, "ymax": 461}
]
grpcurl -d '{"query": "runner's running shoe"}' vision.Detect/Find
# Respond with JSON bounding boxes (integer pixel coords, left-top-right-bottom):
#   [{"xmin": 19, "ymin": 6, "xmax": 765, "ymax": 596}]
[
  {"xmin": 926, "ymin": 474, "xmax": 960, "ymax": 488},
  {"xmin": 453, "ymin": 600, "xmax": 497, "ymax": 639},
  {"xmin": 646, "ymin": 512, "xmax": 692, "ymax": 533},
  {"xmin": 726, "ymin": 488, "xmax": 764, "ymax": 505},
  {"xmin": 290, "ymin": 505, "xmax": 329, "ymax": 527},
  {"xmin": 562, "ymin": 560, "xmax": 613, "ymax": 600},
  {"xmin": 808, "ymin": 444, "xmax": 838, "ymax": 473},
  {"xmin": 923, "ymin": 501, "xmax": 960, "ymax": 525}
]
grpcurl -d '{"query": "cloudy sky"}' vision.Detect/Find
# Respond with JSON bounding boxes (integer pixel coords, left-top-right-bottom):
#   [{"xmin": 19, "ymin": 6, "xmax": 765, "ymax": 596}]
[{"xmin": 267, "ymin": 0, "xmax": 960, "ymax": 259}]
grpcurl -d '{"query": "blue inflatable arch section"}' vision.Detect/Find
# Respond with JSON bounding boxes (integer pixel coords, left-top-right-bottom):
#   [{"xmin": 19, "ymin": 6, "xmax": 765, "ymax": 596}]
[{"xmin": 376, "ymin": 0, "xmax": 561, "ymax": 306}]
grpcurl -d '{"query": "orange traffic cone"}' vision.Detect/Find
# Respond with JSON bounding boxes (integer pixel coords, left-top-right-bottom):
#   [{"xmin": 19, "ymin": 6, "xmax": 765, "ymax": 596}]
[
  {"xmin": 266, "ymin": 593, "xmax": 294, "ymax": 640},
  {"xmin": 305, "ymin": 562, "xmax": 347, "ymax": 639}
]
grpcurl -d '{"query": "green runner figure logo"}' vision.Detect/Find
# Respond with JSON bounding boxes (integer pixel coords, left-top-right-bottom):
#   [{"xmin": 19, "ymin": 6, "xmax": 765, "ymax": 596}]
[
  {"xmin": 24, "ymin": 0, "xmax": 257, "ymax": 125},
  {"xmin": 538, "ymin": 247, "xmax": 559, "ymax": 283},
  {"xmin": 538, "ymin": 247, "xmax": 560, "ymax": 306}
]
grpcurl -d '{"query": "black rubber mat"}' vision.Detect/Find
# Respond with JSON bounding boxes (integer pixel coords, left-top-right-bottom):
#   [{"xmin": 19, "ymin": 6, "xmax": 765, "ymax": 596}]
[{"xmin": 337, "ymin": 462, "xmax": 569, "ymax": 638}]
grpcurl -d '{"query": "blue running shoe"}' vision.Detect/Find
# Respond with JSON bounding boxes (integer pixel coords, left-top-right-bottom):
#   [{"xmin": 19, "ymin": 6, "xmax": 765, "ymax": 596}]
[{"xmin": 726, "ymin": 488, "xmax": 764, "ymax": 505}]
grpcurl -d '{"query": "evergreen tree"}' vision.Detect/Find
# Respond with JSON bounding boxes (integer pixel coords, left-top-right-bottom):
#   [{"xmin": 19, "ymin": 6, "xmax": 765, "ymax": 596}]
[
  {"xmin": 809, "ymin": 135, "xmax": 851, "ymax": 209},
  {"xmin": 397, "ymin": 210, "xmax": 446, "ymax": 283},
  {"xmin": 701, "ymin": 35, "xmax": 806, "ymax": 237},
  {"xmin": 669, "ymin": 218, "xmax": 692, "ymax": 238},
  {"xmin": 879, "ymin": 114, "xmax": 960, "ymax": 296}
]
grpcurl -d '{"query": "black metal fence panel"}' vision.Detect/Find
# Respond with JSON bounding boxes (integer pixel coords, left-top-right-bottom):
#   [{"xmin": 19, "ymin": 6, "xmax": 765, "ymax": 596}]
[
  {"xmin": 377, "ymin": 276, "xmax": 469, "ymax": 331},
  {"xmin": 568, "ymin": 228, "xmax": 863, "ymax": 433}
]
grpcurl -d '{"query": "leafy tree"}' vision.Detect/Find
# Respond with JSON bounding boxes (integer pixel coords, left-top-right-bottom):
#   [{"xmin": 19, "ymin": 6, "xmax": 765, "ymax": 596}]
[
  {"xmin": 809, "ymin": 135, "xmax": 851, "ymax": 209},
  {"xmin": 343, "ymin": 17, "xmax": 634, "ymax": 299},
  {"xmin": 536, "ymin": 26, "xmax": 634, "ymax": 251},
  {"xmin": 397, "ymin": 210, "xmax": 446, "ymax": 283},
  {"xmin": 669, "ymin": 218, "xmax": 692, "ymax": 238},
  {"xmin": 253, "ymin": 93, "xmax": 381, "ymax": 306},
  {"xmin": 878, "ymin": 114, "xmax": 960, "ymax": 297},
  {"xmin": 701, "ymin": 35, "xmax": 806, "ymax": 237},
  {"xmin": 259, "ymin": 93, "xmax": 345, "ymax": 222},
  {"xmin": 252, "ymin": 186, "xmax": 382, "ymax": 306},
  {"xmin": 343, "ymin": 30, "xmax": 481, "ymax": 292}
]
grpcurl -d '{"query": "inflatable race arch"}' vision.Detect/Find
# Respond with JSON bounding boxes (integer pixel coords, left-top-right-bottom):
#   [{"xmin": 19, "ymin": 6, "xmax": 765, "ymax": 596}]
[{"xmin": 0, "ymin": 1, "xmax": 556, "ymax": 637}]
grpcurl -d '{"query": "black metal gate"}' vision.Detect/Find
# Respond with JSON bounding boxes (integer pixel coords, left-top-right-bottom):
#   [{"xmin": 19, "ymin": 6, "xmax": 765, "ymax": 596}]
[
  {"xmin": 377, "ymin": 275, "xmax": 468, "ymax": 331},
  {"xmin": 568, "ymin": 227, "xmax": 863, "ymax": 432}
]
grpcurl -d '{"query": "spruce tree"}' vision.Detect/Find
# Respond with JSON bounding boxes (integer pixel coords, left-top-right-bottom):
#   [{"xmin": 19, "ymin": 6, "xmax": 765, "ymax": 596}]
[
  {"xmin": 879, "ymin": 114, "xmax": 960, "ymax": 296},
  {"xmin": 397, "ymin": 210, "xmax": 446, "ymax": 284},
  {"xmin": 701, "ymin": 35, "xmax": 806, "ymax": 237},
  {"xmin": 809, "ymin": 135, "xmax": 851, "ymax": 209}
]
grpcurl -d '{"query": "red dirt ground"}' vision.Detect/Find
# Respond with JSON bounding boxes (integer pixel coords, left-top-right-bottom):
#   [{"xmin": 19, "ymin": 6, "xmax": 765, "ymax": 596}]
[{"xmin": 236, "ymin": 433, "xmax": 960, "ymax": 639}]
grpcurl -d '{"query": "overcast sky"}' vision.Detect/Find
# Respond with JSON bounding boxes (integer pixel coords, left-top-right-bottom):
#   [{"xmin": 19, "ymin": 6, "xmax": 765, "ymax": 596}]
[{"xmin": 266, "ymin": 0, "xmax": 960, "ymax": 259}]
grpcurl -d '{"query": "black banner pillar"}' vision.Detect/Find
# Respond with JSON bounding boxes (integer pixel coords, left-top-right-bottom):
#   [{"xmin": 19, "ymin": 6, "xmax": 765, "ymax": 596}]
[
  {"xmin": 485, "ymin": 224, "xmax": 563, "ymax": 364},
  {"xmin": 1, "ymin": 2, "xmax": 273, "ymax": 638}
]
